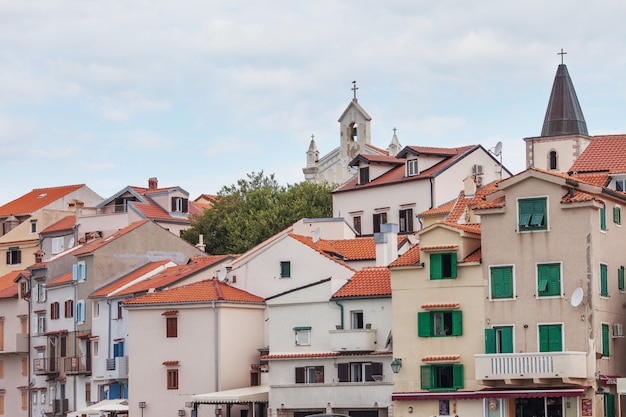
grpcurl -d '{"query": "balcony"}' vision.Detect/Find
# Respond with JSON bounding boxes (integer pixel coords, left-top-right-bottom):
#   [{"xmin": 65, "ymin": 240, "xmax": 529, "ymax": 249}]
[
  {"xmin": 106, "ymin": 356, "xmax": 129, "ymax": 379},
  {"xmin": 64, "ymin": 356, "xmax": 91, "ymax": 375},
  {"xmin": 329, "ymin": 327, "xmax": 377, "ymax": 352},
  {"xmin": 34, "ymin": 357, "xmax": 59, "ymax": 375},
  {"xmin": 475, "ymin": 351, "xmax": 587, "ymax": 383}
]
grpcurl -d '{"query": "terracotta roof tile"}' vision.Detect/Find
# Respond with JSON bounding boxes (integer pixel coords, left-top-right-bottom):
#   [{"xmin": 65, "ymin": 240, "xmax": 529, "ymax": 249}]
[
  {"xmin": 570, "ymin": 135, "xmax": 626, "ymax": 173},
  {"xmin": 47, "ymin": 272, "xmax": 73, "ymax": 287},
  {"xmin": 389, "ymin": 244, "xmax": 421, "ymax": 267},
  {"xmin": 421, "ymin": 244, "xmax": 458, "ymax": 251},
  {"xmin": 0, "ymin": 184, "xmax": 85, "ymax": 216},
  {"xmin": 462, "ymin": 248, "xmax": 481, "ymax": 263},
  {"xmin": 421, "ymin": 302, "xmax": 460, "ymax": 309},
  {"xmin": 422, "ymin": 355, "xmax": 461, "ymax": 362},
  {"xmin": 332, "ymin": 266, "xmax": 391, "ymax": 298},
  {"xmin": 41, "ymin": 215, "xmax": 76, "ymax": 234},
  {"xmin": 420, "ymin": 200, "xmax": 455, "ymax": 217},
  {"xmin": 572, "ymin": 173, "xmax": 609, "ymax": 187},
  {"xmin": 123, "ymin": 278, "xmax": 263, "ymax": 305},
  {"xmin": 262, "ymin": 351, "xmax": 392, "ymax": 360},
  {"xmin": 0, "ymin": 270, "xmax": 28, "ymax": 298},
  {"xmin": 440, "ymin": 222, "xmax": 481, "ymax": 235},
  {"xmin": 90, "ymin": 260, "xmax": 173, "ymax": 298},
  {"xmin": 73, "ymin": 220, "xmax": 149, "ymax": 256},
  {"xmin": 287, "ymin": 234, "xmax": 357, "ymax": 269}
]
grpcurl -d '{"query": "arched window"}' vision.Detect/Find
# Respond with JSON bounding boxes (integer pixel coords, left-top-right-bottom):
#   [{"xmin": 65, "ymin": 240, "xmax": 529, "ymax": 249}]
[{"xmin": 549, "ymin": 150, "xmax": 558, "ymax": 170}]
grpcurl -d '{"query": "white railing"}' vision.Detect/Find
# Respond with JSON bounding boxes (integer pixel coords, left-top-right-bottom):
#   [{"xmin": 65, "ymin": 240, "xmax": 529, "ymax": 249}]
[{"xmin": 474, "ymin": 351, "xmax": 587, "ymax": 380}]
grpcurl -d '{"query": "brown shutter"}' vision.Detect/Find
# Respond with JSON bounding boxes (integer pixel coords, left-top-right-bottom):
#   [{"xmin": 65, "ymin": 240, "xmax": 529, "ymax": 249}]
[
  {"xmin": 338, "ymin": 363, "xmax": 350, "ymax": 382},
  {"xmin": 295, "ymin": 367, "xmax": 305, "ymax": 383}
]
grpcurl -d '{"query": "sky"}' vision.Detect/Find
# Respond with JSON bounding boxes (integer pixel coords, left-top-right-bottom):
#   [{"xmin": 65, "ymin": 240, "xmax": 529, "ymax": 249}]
[{"xmin": 2, "ymin": 1, "xmax": 626, "ymax": 204}]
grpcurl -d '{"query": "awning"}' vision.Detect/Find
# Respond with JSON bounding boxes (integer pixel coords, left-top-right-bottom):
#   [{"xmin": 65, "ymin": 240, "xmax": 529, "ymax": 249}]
[
  {"xmin": 67, "ymin": 399, "xmax": 129, "ymax": 416},
  {"xmin": 392, "ymin": 387, "xmax": 588, "ymax": 401},
  {"xmin": 191, "ymin": 385, "xmax": 269, "ymax": 404}
]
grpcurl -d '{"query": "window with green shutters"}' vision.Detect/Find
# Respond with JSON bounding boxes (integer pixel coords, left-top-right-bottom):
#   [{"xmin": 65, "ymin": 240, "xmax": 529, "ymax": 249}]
[
  {"xmin": 537, "ymin": 263, "xmax": 561, "ymax": 297},
  {"xmin": 430, "ymin": 252, "xmax": 457, "ymax": 279},
  {"xmin": 619, "ymin": 266, "xmax": 625, "ymax": 292},
  {"xmin": 485, "ymin": 326, "xmax": 514, "ymax": 353},
  {"xmin": 280, "ymin": 261, "xmax": 291, "ymax": 278},
  {"xmin": 518, "ymin": 197, "xmax": 547, "ymax": 231},
  {"xmin": 600, "ymin": 263, "xmax": 608, "ymax": 297},
  {"xmin": 418, "ymin": 310, "xmax": 462, "ymax": 337},
  {"xmin": 602, "ymin": 323, "xmax": 610, "ymax": 358},
  {"xmin": 605, "ymin": 393, "xmax": 616, "ymax": 417},
  {"xmin": 420, "ymin": 364, "xmax": 464, "ymax": 390},
  {"xmin": 614, "ymin": 206, "xmax": 621, "ymax": 225},
  {"xmin": 490, "ymin": 266, "xmax": 514, "ymax": 299},
  {"xmin": 538, "ymin": 324, "xmax": 562, "ymax": 352},
  {"xmin": 601, "ymin": 204, "xmax": 607, "ymax": 231}
]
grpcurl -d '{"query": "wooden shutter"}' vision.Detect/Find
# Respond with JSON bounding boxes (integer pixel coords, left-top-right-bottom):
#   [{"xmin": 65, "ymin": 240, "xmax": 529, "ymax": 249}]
[
  {"xmin": 484, "ymin": 328, "xmax": 496, "ymax": 354},
  {"xmin": 166, "ymin": 317, "xmax": 178, "ymax": 338},
  {"xmin": 518, "ymin": 199, "xmax": 533, "ymax": 227},
  {"xmin": 452, "ymin": 364, "xmax": 464, "ymax": 388},
  {"xmin": 500, "ymin": 326, "xmax": 514, "ymax": 353},
  {"xmin": 182, "ymin": 198, "xmax": 189, "ymax": 213},
  {"xmin": 417, "ymin": 312, "xmax": 431, "ymax": 337},
  {"xmin": 491, "ymin": 267, "xmax": 512, "ymax": 298},
  {"xmin": 601, "ymin": 264, "xmax": 608, "ymax": 296},
  {"xmin": 614, "ymin": 206, "xmax": 621, "ymax": 224},
  {"xmin": 619, "ymin": 267, "xmax": 625, "ymax": 291},
  {"xmin": 430, "ymin": 254, "xmax": 442, "ymax": 279},
  {"xmin": 449, "ymin": 252, "xmax": 457, "ymax": 278},
  {"xmin": 420, "ymin": 365, "xmax": 432, "ymax": 390},
  {"xmin": 451, "ymin": 310, "xmax": 463, "ymax": 336},
  {"xmin": 605, "ymin": 393, "xmax": 616, "ymax": 417},
  {"xmin": 337, "ymin": 363, "xmax": 350, "ymax": 382},
  {"xmin": 602, "ymin": 324, "xmax": 610, "ymax": 357},
  {"xmin": 601, "ymin": 204, "xmax": 607, "ymax": 230},
  {"xmin": 295, "ymin": 367, "xmax": 305, "ymax": 383},
  {"xmin": 371, "ymin": 362, "xmax": 383, "ymax": 380}
]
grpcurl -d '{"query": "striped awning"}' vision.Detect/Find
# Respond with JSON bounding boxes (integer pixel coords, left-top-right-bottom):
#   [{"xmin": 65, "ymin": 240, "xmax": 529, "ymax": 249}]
[{"xmin": 392, "ymin": 387, "xmax": 587, "ymax": 401}]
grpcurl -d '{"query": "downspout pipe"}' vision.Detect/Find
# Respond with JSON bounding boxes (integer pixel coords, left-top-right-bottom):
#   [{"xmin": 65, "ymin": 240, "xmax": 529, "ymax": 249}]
[
  {"xmin": 334, "ymin": 301, "xmax": 344, "ymax": 329},
  {"xmin": 212, "ymin": 301, "xmax": 219, "ymax": 391}
]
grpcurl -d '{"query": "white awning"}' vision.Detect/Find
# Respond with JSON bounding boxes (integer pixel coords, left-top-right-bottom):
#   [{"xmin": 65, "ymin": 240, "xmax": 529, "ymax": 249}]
[
  {"xmin": 191, "ymin": 385, "xmax": 269, "ymax": 404},
  {"xmin": 67, "ymin": 399, "xmax": 129, "ymax": 416}
]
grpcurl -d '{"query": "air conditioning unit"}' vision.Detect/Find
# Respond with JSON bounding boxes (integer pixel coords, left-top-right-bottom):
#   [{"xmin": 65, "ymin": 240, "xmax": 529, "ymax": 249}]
[
  {"xmin": 472, "ymin": 164, "xmax": 484, "ymax": 175},
  {"xmin": 613, "ymin": 323, "xmax": 624, "ymax": 338}
]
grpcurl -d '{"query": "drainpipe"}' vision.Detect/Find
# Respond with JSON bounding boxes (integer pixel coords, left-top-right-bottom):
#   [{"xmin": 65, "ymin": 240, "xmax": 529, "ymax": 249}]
[
  {"xmin": 106, "ymin": 299, "xmax": 112, "ymax": 359},
  {"xmin": 334, "ymin": 301, "xmax": 344, "ymax": 329},
  {"xmin": 429, "ymin": 177, "xmax": 434, "ymax": 209},
  {"xmin": 212, "ymin": 301, "xmax": 219, "ymax": 391}
]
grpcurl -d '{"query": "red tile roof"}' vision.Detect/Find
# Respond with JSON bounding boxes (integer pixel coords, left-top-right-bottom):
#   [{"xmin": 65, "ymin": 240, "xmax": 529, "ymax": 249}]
[
  {"xmin": 262, "ymin": 351, "xmax": 392, "ymax": 360},
  {"xmin": 462, "ymin": 248, "xmax": 482, "ymax": 263},
  {"xmin": 41, "ymin": 215, "xmax": 76, "ymax": 234},
  {"xmin": 421, "ymin": 302, "xmax": 460, "ymax": 309},
  {"xmin": 47, "ymin": 272, "xmax": 73, "ymax": 287},
  {"xmin": 332, "ymin": 266, "xmax": 391, "ymax": 299},
  {"xmin": 570, "ymin": 135, "xmax": 626, "ymax": 173},
  {"xmin": 0, "ymin": 184, "xmax": 85, "ymax": 216},
  {"xmin": 123, "ymin": 278, "xmax": 263, "ymax": 305},
  {"xmin": 0, "ymin": 270, "xmax": 28, "ymax": 298},
  {"xmin": 389, "ymin": 244, "xmax": 421, "ymax": 267},
  {"xmin": 73, "ymin": 220, "xmax": 149, "ymax": 256},
  {"xmin": 288, "ymin": 234, "xmax": 357, "ymax": 270},
  {"xmin": 422, "ymin": 355, "xmax": 461, "ymax": 362},
  {"xmin": 90, "ymin": 260, "xmax": 173, "ymax": 298}
]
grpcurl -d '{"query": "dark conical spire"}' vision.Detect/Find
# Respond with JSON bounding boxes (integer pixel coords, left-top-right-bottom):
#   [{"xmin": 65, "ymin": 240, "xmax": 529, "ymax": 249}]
[{"xmin": 541, "ymin": 64, "xmax": 588, "ymax": 136}]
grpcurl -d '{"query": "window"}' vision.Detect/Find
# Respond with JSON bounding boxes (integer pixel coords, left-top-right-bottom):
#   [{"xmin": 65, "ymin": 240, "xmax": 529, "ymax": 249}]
[
  {"xmin": 549, "ymin": 150, "xmax": 558, "ymax": 170},
  {"xmin": 294, "ymin": 327, "xmax": 311, "ymax": 346},
  {"xmin": 420, "ymin": 364, "xmax": 464, "ymax": 390},
  {"xmin": 537, "ymin": 263, "xmax": 561, "ymax": 297},
  {"xmin": 614, "ymin": 206, "xmax": 621, "ymax": 225},
  {"xmin": 359, "ymin": 167, "xmax": 370, "ymax": 184},
  {"xmin": 373, "ymin": 212, "xmax": 387, "ymax": 233},
  {"xmin": 485, "ymin": 326, "xmax": 514, "ymax": 353},
  {"xmin": 64, "ymin": 300, "xmax": 74, "ymax": 318},
  {"xmin": 538, "ymin": 324, "xmax": 562, "ymax": 352},
  {"xmin": 85, "ymin": 382, "xmax": 91, "ymax": 403},
  {"xmin": 117, "ymin": 302, "xmax": 123, "ymax": 320},
  {"xmin": 430, "ymin": 252, "xmax": 457, "ymax": 279},
  {"xmin": 36, "ymin": 314, "xmax": 45, "ymax": 334},
  {"xmin": 167, "ymin": 369, "xmax": 179, "ymax": 389},
  {"xmin": 166, "ymin": 317, "xmax": 178, "ymax": 338},
  {"xmin": 75, "ymin": 300, "xmax": 85, "ymax": 323},
  {"xmin": 619, "ymin": 266, "xmax": 625, "ymax": 292},
  {"xmin": 295, "ymin": 366, "xmax": 324, "ymax": 383},
  {"xmin": 280, "ymin": 261, "xmax": 291, "ymax": 278},
  {"xmin": 601, "ymin": 263, "xmax": 608, "ymax": 297},
  {"xmin": 615, "ymin": 179, "xmax": 626, "ymax": 192},
  {"xmin": 490, "ymin": 266, "xmax": 514, "ymax": 299},
  {"xmin": 399, "ymin": 208, "xmax": 414, "ymax": 233},
  {"xmin": 35, "ymin": 284, "xmax": 46, "ymax": 303},
  {"xmin": 72, "ymin": 261, "xmax": 86, "ymax": 281},
  {"xmin": 60, "ymin": 335, "xmax": 67, "ymax": 357},
  {"xmin": 418, "ymin": 311, "xmax": 462, "ymax": 337},
  {"xmin": 600, "ymin": 204, "xmax": 607, "ymax": 231},
  {"xmin": 93, "ymin": 340, "xmax": 99, "ymax": 358},
  {"xmin": 602, "ymin": 323, "xmax": 610, "ymax": 358},
  {"xmin": 518, "ymin": 197, "xmax": 547, "ymax": 231},
  {"xmin": 338, "ymin": 362, "xmax": 382, "ymax": 382},
  {"xmin": 50, "ymin": 302, "xmax": 60, "ymax": 320},
  {"xmin": 6, "ymin": 247, "xmax": 21, "ymax": 265},
  {"xmin": 351, "ymin": 311, "xmax": 364, "ymax": 329},
  {"xmin": 407, "ymin": 159, "xmax": 418, "ymax": 176},
  {"xmin": 30, "ymin": 220, "xmax": 38, "ymax": 234},
  {"xmin": 353, "ymin": 216, "xmax": 362, "ymax": 235},
  {"xmin": 92, "ymin": 301, "xmax": 100, "ymax": 319},
  {"xmin": 51, "ymin": 237, "xmax": 65, "ymax": 254},
  {"xmin": 171, "ymin": 197, "xmax": 188, "ymax": 213}
]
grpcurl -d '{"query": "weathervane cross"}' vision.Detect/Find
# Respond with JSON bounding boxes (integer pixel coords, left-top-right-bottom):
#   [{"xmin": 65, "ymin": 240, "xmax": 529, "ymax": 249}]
[
  {"xmin": 558, "ymin": 48, "xmax": 567, "ymax": 65},
  {"xmin": 352, "ymin": 81, "xmax": 358, "ymax": 99}
]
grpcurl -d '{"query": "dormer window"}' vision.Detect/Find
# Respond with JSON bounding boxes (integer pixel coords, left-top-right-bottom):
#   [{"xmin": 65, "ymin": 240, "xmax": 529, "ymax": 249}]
[
  {"xmin": 613, "ymin": 178, "xmax": 626, "ymax": 192},
  {"xmin": 359, "ymin": 167, "xmax": 370, "ymax": 184},
  {"xmin": 171, "ymin": 197, "xmax": 188, "ymax": 213},
  {"xmin": 407, "ymin": 159, "xmax": 418, "ymax": 177}
]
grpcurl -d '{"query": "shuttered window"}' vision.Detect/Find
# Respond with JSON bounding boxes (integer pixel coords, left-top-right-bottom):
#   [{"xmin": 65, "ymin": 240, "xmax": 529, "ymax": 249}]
[
  {"xmin": 518, "ymin": 197, "xmax": 547, "ymax": 231},
  {"xmin": 420, "ymin": 364, "xmax": 464, "ymax": 390},
  {"xmin": 430, "ymin": 253, "xmax": 457, "ymax": 280},
  {"xmin": 490, "ymin": 266, "xmax": 513, "ymax": 299},
  {"xmin": 537, "ymin": 263, "xmax": 560, "ymax": 297},
  {"xmin": 538, "ymin": 324, "xmax": 562, "ymax": 352}
]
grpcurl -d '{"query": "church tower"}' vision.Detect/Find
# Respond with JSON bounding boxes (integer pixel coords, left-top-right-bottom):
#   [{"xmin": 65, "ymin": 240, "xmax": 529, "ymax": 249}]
[
  {"xmin": 524, "ymin": 51, "xmax": 592, "ymax": 172},
  {"xmin": 338, "ymin": 81, "xmax": 372, "ymax": 164}
]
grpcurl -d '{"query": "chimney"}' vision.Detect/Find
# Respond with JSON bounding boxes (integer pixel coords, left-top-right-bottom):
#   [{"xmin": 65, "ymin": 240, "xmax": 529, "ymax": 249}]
[
  {"xmin": 374, "ymin": 223, "xmax": 399, "ymax": 266},
  {"xmin": 148, "ymin": 177, "xmax": 158, "ymax": 190}
]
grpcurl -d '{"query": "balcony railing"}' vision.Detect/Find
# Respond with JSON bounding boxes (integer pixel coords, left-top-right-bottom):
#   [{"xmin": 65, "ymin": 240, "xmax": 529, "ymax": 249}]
[
  {"xmin": 329, "ymin": 327, "xmax": 377, "ymax": 352},
  {"xmin": 106, "ymin": 356, "xmax": 129, "ymax": 379},
  {"xmin": 474, "ymin": 351, "xmax": 587, "ymax": 381},
  {"xmin": 33, "ymin": 357, "xmax": 59, "ymax": 375},
  {"xmin": 64, "ymin": 356, "xmax": 91, "ymax": 375}
]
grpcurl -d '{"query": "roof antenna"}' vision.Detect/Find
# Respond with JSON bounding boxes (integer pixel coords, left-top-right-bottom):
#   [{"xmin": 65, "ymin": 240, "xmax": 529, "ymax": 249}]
[{"xmin": 489, "ymin": 141, "xmax": 504, "ymax": 180}]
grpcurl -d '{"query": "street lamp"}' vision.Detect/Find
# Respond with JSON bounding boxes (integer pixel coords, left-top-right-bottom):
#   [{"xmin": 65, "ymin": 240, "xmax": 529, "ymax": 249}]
[
  {"xmin": 390, "ymin": 358, "xmax": 402, "ymax": 373},
  {"xmin": 139, "ymin": 401, "xmax": 146, "ymax": 417}
]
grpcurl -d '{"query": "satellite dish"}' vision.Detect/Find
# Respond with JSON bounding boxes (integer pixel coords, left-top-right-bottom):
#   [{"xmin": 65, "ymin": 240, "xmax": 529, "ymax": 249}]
[
  {"xmin": 217, "ymin": 266, "xmax": 227, "ymax": 281},
  {"xmin": 312, "ymin": 227, "xmax": 321, "ymax": 243},
  {"xmin": 570, "ymin": 287, "xmax": 584, "ymax": 308},
  {"xmin": 68, "ymin": 237, "xmax": 75, "ymax": 248},
  {"xmin": 494, "ymin": 141, "xmax": 503, "ymax": 156}
]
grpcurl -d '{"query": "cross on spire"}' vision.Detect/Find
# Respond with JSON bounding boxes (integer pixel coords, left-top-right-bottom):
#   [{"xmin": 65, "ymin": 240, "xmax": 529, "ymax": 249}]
[
  {"xmin": 351, "ymin": 81, "xmax": 358, "ymax": 100},
  {"xmin": 558, "ymin": 48, "xmax": 567, "ymax": 65}
]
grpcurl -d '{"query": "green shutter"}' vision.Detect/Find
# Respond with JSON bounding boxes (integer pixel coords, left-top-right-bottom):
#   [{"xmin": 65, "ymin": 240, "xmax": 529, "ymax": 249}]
[
  {"xmin": 451, "ymin": 310, "xmax": 463, "ymax": 336},
  {"xmin": 601, "ymin": 264, "xmax": 608, "ymax": 296},
  {"xmin": 500, "ymin": 326, "xmax": 514, "ymax": 353},
  {"xmin": 452, "ymin": 364, "xmax": 464, "ymax": 389},
  {"xmin": 485, "ymin": 328, "xmax": 496, "ymax": 354},
  {"xmin": 491, "ymin": 267, "xmax": 513, "ymax": 298},
  {"xmin": 548, "ymin": 325, "xmax": 562, "ymax": 352},
  {"xmin": 537, "ymin": 265, "xmax": 550, "ymax": 295},
  {"xmin": 430, "ymin": 254, "xmax": 442, "ymax": 279},
  {"xmin": 418, "ymin": 312, "xmax": 431, "ymax": 337},
  {"xmin": 449, "ymin": 252, "xmax": 457, "ymax": 278},
  {"xmin": 602, "ymin": 323, "xmax": 610, "ymax": 357},
  {"xmin": 519, "ymin": 198, "xmax": 547, "ymax": 230},
  {"xmin": 547, "ymin": 264, "xmax": 561, "ymax": 296},
  {"xmin": 518, "ymin": 200, "xmax": 533, "ymax": 227},
  {"xmin": 539, "ymin": 325, "xmax": 549, "ymax": 352},
  {"xmin": 619, "ymin": 267, "xmax": 625, "ymax": 292},
  {"xmin": 420, "ymin": 365, "xmax": 433, "ymax": 390},
  {"xmin": 601, "ymin": 204, "xmax": 607, "ymax": 231},
  {"xmin": 605, "ymin": 393, "xmax": 616, "ymax": 417},
  {"xmin": 614, "ymin": 206, "xmax": 621, "ymax": 225}
]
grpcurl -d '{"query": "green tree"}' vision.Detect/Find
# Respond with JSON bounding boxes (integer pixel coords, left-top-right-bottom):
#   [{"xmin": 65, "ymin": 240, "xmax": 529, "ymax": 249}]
[{"xmin": 182, "ymin": 172, "xmax": 335, "ymax": 254}]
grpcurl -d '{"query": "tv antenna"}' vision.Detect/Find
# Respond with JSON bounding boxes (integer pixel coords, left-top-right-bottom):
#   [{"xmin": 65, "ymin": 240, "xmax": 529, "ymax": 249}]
[
  {"xmin": 312, "ymin": 227, "xmax": 321, "ymax": 243},
  {"xmin": 490, "ymin": 141, "xmax": 504, "ymax": 179},
  {"xmin": 217, "ymin": 266, "xmax": 227, "ymax": 281}
]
